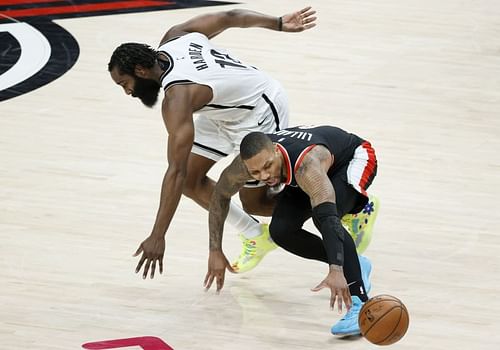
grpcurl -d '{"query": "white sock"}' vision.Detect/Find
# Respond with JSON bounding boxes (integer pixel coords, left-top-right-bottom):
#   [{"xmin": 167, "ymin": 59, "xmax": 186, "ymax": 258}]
[{"xmin": 226, "ymin": 201, "xmax": 262, "ymax": 238}]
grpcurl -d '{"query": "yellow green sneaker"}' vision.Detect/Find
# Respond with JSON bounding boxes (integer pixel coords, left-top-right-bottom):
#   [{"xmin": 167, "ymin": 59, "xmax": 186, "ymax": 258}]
[
  {"xmin": 341, "ymin": 195, "xmax": 380, "ymax": 254},
  {"xmin": 231, "ymin": 224, "xmax": 277, "ymax": 273}
]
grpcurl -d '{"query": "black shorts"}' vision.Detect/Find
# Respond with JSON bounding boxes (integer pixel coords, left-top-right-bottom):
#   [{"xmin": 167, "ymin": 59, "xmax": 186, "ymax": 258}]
[{"xmin": 273, "ymin": 142, "xmax": 377, "ymax": 219}]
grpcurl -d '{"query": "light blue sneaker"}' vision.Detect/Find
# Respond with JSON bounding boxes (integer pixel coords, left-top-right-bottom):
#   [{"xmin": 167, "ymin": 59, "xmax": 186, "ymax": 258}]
[
  {"xmin": 359, "ymin": 255, "xmax": 372, "ymax": 295},
  {"xmin": 331, "ymin": 296, "xmax": 364, "ymax": 336}
]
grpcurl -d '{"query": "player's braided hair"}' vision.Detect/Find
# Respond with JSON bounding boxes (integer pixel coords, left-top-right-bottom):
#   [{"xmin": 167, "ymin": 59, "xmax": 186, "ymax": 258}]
[
  {"xmin": 240, "ymin": 132, "xmax": 274, "ymax": 160},
  {"xmin": 108, "ymin": 43, "xmax": 157, "ymax": 75}
]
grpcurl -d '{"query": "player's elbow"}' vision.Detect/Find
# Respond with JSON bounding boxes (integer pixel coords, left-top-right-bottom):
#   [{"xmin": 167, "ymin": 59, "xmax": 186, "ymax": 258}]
[
  {"xmin": 224, "ymin": 9, "xmax": 246, "ymax": 27},
  {"xmin": 225, "ymin": 9, "xmax": 242, "ymax": 19}
]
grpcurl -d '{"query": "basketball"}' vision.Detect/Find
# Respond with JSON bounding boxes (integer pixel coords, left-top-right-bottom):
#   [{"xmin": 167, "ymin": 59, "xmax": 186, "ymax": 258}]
[{"xmin": 358, "ymin": 295, "xmax": 409, "ymax": 345}]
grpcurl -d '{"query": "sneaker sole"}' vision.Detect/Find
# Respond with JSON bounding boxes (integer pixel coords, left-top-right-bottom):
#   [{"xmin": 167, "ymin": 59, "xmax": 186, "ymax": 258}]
[{"xmin": 331, "ymin": 331, "xmax": 361, "ymax": 337}]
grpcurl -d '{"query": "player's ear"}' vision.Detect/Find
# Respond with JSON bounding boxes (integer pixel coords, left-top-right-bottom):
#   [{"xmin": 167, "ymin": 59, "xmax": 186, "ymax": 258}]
[{"xmin": 134, "ymin": 65, "xmax": 147, "ymax": 78}]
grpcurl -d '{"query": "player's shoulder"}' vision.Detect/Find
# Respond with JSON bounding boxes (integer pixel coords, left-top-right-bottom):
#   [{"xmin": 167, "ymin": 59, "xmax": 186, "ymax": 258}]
[{"xmin": 159, "ymin": 31, "xmax": 208, "ymax": 48}]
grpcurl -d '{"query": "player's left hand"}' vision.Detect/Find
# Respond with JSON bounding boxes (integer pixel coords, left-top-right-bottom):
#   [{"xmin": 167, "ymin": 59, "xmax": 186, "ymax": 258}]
[
  {"xmin": 204, "ymin": 250, "xmax": 234, "ymax": 293},
  {"xmin": 311, "ymin": 265, "xmax": 352, "ymax": 312},
  {"xmin": 281, "ymin": 6, "xmax": 317, "ymax": 32},
  {"xmin": 133, "ymin": 234, "xmax": 165, "ymax": 279}
]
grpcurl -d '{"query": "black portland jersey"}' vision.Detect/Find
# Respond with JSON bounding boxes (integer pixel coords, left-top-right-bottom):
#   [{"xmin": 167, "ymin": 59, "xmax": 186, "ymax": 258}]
[{"xmin": 268, "ymin": 125, "xmax": 364, "ymax": 187}]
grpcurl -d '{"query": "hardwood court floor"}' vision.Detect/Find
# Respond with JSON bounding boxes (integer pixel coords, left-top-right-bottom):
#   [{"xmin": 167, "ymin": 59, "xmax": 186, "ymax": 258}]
[{"xmin": 1, "ymin": 0, "xmax": 500, "ymax": 349}]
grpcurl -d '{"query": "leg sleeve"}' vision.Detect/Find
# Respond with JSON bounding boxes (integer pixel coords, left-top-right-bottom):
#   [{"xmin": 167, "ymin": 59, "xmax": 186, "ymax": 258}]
[{"xmin": 269, "ymin": 187, "xmax": 328, "ymax": 263}]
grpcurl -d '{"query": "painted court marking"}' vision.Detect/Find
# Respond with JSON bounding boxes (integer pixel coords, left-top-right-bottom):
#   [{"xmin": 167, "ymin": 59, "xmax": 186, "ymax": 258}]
[{"xmin": 82, "ymin": 336, "xmax": 174, "ymax": 350}]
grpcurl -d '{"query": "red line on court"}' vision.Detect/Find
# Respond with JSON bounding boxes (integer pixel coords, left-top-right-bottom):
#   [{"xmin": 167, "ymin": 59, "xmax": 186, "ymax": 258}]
[
  {"xmin": 0, "ymin": 0, "xmax": 65, "ymax": 5},
  {"xmin": 82, "ymin": 336, "xmax": 174, "ymax": 350},
  {"xmin": 0, "ymin": 1, "xmax": 174, "ymax": 18}
]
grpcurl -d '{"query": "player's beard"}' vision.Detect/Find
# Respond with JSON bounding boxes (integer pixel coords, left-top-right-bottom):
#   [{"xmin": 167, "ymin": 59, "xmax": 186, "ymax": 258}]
[{"xmin": 132, "ymin": 76, "xmax": 161, "ymax": 107}]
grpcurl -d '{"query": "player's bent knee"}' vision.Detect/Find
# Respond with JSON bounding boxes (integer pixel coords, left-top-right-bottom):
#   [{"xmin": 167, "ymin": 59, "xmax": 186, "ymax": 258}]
[
  {"xmin": 239, "ymin": 188, "xmax": 275, "ymax": 216},
  {"xmin": 240, "ymin": 200, "xmax": 273, "ymax": 216},
  {"xmin": 182, "ymin": 176, "xmax": 197, "ymax": 198},
  {"xmin": 183, "ymin": 174, "xmax": 209, "ymax": 199},
  {"xmin": 268, "ymin": 220, "xmax": 288, "ymax": 247}
]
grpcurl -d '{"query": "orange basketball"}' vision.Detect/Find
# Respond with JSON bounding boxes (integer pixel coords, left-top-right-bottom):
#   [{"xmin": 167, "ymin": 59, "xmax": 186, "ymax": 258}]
[{"xmin": 358, "ymin": 294, "xmax": 409, "ymax": 345}]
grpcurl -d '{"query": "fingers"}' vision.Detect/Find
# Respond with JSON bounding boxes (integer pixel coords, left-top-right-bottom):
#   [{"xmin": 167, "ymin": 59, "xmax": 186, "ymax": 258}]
[
  {"xmin": 302, "ymin": 9, "xmax": 316, "ymax": 19},
  {"xmin": 300, "ymin": 12, "xmax": 317, "ymax": 32},
  {"xmin": 142, "ymin": 259, "xmax": 152, "ymax": 279},
  {"xmin": 329, "ymin": 291, "xmax": 344, "ymax": 313},
  {"xmin": 204, "ymin": 273, "xmax": 215, "ymax": 290},
  {"xmin": 343, "ymin": 289, "xmax": 352, "ymax": 311},
  {"xmin": 229, "ymin": 263, "xmax": 239, "ymax": 273},
  {"xmin": 135, "ymin": 246, "xmax": 163, "ymax": 279},
  {"xmin": 311, "ymin": 281, "xmax": 325, "ymax": 292},
  {"xmin": 298, "ymin": 7, "xmax": 316, "ymax": 22},
  {"xmin": 327, "ymin": 288, "xmax": 353, "ymax": 312},
  {"xmin": 216, "ymin": 272, "xmax": 225, "ymax": 293},
  {"xmin": 302, "ymin": 17, "xmax": 316, "ymax": 27},
  {"xmin": 299, "ymin": 6, "xmax": 312, "ymax": 14},
  {"xmin": 133, "ymin": 245, "xmax": 143, "ymax": 257},
  {"xmin": 226, "ymin": 264, "xmax": 236, "ymax": 273},
  {"xmin": 135, "ymin": 254, "xmax": 147, "ymax": 274},
  {"xmin": 337, "ymin": 293, "xmax": 343, "ymax": 313},
  {"xmin": 143, "ymin": 258, "xmax": 162, "ymax": 279},
  {"xmin": 204, "ymin": 270, "xmax": 227, "ymax": 293},
  {"xmin": 150, "ymin": 260, "xmax": 156, "ymax": 279},
  {"xmin": 330, "ymin": 293, "xmax": 337, "ymax": 310},
  {"xmin": 303, "ymin": 16, "xmax": 317, "ymax": 25},
  {"xmin": 299, "ymin": 7, "xmax": 316, "ymax": 31},
  {"xmin": 330, "ymin": 289, "xmax": 352, "ymax": 312},
  {"xmin": 203, "ymin": 271, "xmax": 210, "ymax": 287}
]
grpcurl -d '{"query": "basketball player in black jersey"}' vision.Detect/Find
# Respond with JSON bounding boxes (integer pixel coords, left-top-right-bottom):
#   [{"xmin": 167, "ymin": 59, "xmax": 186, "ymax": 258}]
[{"xmin": 204, "ymin": 125, "xmax": 378, "ymax": 336}]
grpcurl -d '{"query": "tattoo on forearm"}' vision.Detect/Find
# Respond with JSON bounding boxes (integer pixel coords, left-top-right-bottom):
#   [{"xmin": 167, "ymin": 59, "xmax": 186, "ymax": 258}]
[
  {"xmin": 208, "ymin": 156, "xmax": 251, "ymax": 251},
  {"xmin": 295, "ymin": 146, "xmax": 335, "ymax": 207},
  {"xmin": 209, "ymin": 194, "xmax": 229, "ymax": 250}
]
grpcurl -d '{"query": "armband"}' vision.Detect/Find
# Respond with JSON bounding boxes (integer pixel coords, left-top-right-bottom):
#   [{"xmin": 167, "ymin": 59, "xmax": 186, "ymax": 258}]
[{"xmin": 312, "ymin": 202, "xmax": 345, "ymax": 266}]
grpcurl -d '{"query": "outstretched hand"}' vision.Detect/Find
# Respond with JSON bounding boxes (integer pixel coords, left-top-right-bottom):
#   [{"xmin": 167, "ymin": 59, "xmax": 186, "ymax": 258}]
[
  {"xmin": 281, "ymin": 6, "xmax": 317, "ymax": 32},
  {"xmin": 204, "ymin": 250, "xmax": 235, "ymax": 293},
  {"xmin": 311, "ymin": 266, "xmax": 352, "ymax": 312},
  {"xmin": 133, "ymin": 235, "xmax": 165, "ymax": 279}
]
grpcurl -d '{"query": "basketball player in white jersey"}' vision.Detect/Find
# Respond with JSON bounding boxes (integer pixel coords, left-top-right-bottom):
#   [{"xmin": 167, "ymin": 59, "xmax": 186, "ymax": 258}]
[{"xmin": 108, "ymin": 7, "xmax": 318, "ymax": 279}]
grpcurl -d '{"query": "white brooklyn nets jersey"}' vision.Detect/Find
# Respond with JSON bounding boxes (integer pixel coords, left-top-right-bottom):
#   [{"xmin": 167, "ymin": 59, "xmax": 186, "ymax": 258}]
[{"xmin": 157, "ymin": 32, "xmax": 283, "ymax": 122}]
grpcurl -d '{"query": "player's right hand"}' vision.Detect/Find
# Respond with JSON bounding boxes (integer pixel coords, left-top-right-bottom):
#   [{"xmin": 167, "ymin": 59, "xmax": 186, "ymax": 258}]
[
  {"xmin": 204, "ymin": 250, "xmax": 234, "ymax": 293},
  {"xmin": 281, "ymin": 6, "xmax": 317, "ymax": 32},
  {"xmin": 133, "ymin": 234, "xmax": 165, "ymax": 279}
]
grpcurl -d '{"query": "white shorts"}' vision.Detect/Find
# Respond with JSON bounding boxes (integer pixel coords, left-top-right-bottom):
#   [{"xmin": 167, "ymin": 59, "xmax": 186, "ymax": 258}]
[{"xmin": 191, "ymin": 90, "xmax": 289, "ymax": 162}]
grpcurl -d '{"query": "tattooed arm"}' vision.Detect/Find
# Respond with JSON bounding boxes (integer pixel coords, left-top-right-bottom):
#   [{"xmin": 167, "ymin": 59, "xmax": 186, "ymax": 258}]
[
  {"xmin": 204, "ymin": 155, "xmax": 252, "ymax": 292},
  {"xmin": 294, "ymin": 145, "xmax": 335, "ymax": 206},
  {"xmin": 209, "ymin": 155, "xmax": 252, "ymax": 251},
  {"xmin": 295, "ymin": 145, "xmax": 353, "ymax": 312},
  {"xmin": 295, "ymin": 145, "xmax": 345, "ymax": 267}
]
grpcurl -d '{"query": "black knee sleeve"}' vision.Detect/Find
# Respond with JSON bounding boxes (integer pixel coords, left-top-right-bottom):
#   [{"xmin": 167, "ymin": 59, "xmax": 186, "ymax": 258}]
[{"xmin": 269, "ymin": 220, "xmax": 287, "ymax": 246}]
